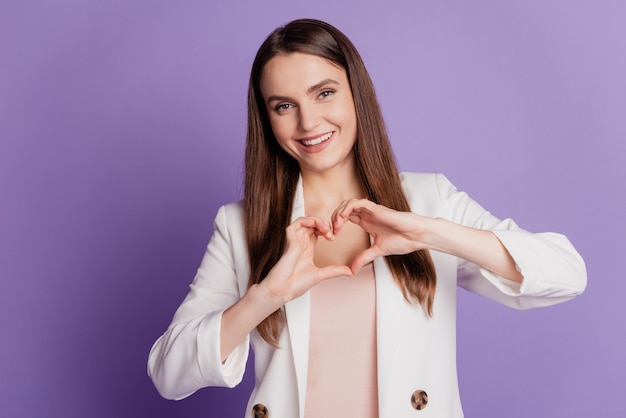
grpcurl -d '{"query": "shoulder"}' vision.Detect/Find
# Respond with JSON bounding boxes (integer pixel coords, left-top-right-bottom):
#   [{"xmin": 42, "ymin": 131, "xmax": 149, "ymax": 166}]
[
  {"xmin": 218, "ymin": 200, "xmax": 244, "ymax": 220},
  {"xmin": 399, "ymin": 172, "xmax": 457, "ymax": 198},
  {"xmin": 398, "ymin": 172, "xmax": 459, "ymax": 216},
  {"xmin": 399, "ymin": 172, "xmax": 438, "ymax": 189},
  {"xmin": 212, "ymin": 200, "xmax": 245, "ymax": 237}
]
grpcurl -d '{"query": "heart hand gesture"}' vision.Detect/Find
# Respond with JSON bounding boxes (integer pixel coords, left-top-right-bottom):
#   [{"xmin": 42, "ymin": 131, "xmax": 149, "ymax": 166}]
[
  {"xmin": 331, "ymin": 199, "xmax": 429, "ymax": 273},
  {"xmin": 261, "ymin": 216, "xmax": 353, "ymax": 305}
]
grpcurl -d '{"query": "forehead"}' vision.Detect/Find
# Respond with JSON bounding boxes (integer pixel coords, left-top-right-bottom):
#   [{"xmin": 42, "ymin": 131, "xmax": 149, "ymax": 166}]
[{"xmin": 260, "ymin": 52, "xmax": 348, "ymax": 97}]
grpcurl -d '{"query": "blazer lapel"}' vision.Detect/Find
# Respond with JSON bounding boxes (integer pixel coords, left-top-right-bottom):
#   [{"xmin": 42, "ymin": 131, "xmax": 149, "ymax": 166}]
[
  {"xmin": 284, "ymin": 176, "xmax": 310, "ymax": 418},
  {"xmin": 374, "ymin": 256, "xmax": 403, "ymax": 417}
]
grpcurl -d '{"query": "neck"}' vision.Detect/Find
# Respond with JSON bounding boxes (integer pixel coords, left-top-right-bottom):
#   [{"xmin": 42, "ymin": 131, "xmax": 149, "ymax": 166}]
[{"xmin": 300, "ymin": 161, "xmax": 364, "ymax": 216}]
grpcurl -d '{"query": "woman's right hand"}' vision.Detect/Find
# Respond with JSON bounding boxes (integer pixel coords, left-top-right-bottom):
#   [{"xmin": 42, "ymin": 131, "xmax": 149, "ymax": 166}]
[
  {"xmin": 220, "ymin": 216, "xmax": 352, "ymax": 361},
  {"xmin": 260, "ymin": 216, "xmax": 353, "ymax": 305}
]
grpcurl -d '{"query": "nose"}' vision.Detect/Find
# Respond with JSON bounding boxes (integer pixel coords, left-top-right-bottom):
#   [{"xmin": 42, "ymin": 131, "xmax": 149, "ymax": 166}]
[{"xmin": 297, "ymin": 104, "xmax": 320, "ymax": 132}]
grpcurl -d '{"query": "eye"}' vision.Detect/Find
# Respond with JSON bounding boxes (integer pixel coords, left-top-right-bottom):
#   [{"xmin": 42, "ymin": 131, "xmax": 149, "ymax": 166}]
[
  {"xmin": 319, "ymin": 90, "xmax": 334, "ymax": 99},
  {"xmin": 275, "ymin": 103, "xmax": 294, "ymax": 112}
]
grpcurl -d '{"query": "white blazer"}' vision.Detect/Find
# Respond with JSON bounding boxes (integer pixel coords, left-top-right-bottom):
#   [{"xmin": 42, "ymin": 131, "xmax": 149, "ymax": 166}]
[{"xmin": 148, "ymin": 173, "xmax": 586, "ymax": 418}]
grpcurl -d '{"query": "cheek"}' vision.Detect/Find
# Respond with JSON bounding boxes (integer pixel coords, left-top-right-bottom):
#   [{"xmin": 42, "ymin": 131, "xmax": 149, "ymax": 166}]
[{"xmin": 334, "ymin": 98, "xmax": 357, "ymax": 128}]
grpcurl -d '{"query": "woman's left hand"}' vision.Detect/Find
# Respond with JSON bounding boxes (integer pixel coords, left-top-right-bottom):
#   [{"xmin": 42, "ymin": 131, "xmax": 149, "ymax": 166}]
[
  {"xmin": 331, "ymin": 199, "xmax": 432, "ymax": 272},
  {"xmin": 332, "ymin": 198, "xmax": 524, "ymax": 283}
]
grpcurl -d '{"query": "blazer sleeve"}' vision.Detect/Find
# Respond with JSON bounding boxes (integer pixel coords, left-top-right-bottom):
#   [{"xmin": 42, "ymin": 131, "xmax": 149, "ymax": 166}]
[
  {"xmin": 147, "ymin": 203, "xmax": 250, "ymax": 400},
  {"xmin": 433, "ymin": 173, "xmax": 587, "ymax": 309}
]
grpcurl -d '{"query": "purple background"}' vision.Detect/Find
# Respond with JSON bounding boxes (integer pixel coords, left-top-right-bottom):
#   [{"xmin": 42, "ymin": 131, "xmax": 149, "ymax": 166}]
[{"xmin": 1, "ymin": 1, "xmax": 624, "ymax": 417}]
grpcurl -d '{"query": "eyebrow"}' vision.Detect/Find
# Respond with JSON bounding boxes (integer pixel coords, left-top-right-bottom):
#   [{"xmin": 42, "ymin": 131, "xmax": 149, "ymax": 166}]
[{"xmin": 266, "ymin": 78, "xmax": 340, "ymax": 104}]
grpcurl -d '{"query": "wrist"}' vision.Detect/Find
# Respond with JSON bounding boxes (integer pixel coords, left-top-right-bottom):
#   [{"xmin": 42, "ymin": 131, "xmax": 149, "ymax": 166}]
[
  {"xmin": 418, "ymin": 217, "xmax": 448, "ymax": 253},
  {"xmin": 246, "ymin": 282, "xmax": 285, "ymax": 314}
]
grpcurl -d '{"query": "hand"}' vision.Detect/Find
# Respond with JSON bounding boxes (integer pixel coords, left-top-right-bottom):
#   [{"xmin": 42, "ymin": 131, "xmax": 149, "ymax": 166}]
[
  {"xmin": 261, "ymin": 216, "xmax": 353, "ymax": 305},
  {"xmin": 332, "ymin": 199, "xmax": 431, "ymax": 272}
]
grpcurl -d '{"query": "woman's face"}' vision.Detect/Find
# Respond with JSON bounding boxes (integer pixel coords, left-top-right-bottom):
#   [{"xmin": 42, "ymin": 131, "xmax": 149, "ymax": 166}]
[{"xmin": 259, "ymin": 52, "xmax": 358, "ymax": 175}]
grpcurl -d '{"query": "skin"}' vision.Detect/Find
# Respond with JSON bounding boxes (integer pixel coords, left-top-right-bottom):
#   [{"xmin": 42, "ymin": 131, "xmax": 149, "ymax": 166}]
[
  {"xmin": 261, "ymin": 53, "xmax": 358, "ymax": 178},
  {"xmin": 260, "ymin": 53, "xmax": 370, "ymax": 269},
  {"xmin": 220, "ymin": 53, "xmax": 523, "ymax": 361}
]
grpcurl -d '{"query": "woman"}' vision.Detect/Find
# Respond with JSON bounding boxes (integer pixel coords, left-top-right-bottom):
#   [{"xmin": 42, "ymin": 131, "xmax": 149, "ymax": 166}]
[{"xmin": 148, "ymin": 19, "xmax": 586, "ymax": 417}]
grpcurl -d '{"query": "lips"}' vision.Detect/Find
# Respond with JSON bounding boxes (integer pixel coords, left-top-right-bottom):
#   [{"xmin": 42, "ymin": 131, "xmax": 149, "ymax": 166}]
[{"xmin": 299, "ymin": 131, "xmax": 333, "ymax": 147}]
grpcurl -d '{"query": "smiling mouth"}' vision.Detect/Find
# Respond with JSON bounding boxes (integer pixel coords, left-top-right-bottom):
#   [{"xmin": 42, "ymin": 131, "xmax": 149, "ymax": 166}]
[{"xmin": 300, "ymin": 132, "xmax": 333, "ymax": 147}]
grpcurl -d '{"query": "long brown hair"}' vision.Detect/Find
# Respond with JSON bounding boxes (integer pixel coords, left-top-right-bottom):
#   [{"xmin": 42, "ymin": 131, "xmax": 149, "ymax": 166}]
[{"xmin": 245, "ymin": 19, "xmax": 436, "ymax": 346}]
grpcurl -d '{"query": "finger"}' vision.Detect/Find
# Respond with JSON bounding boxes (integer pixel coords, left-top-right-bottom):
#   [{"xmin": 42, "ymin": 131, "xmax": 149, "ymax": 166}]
[
  {"xmin": 315, "ymin": 218, "xmax": 334, "ymax": 239},
  {"xmin": 332, "ymin": 199, "xmax": 365, "ymax": 231},
  {"xmin": 331, "ymin": 200, "xmax": 350, "ymax": 231},
  {"xmin": 351, "ymin": 246, "xmax": 383, "ymax": 273},
  {"xmin": 297, "ymin": 216, "xmax": 334, "ymax": 240},
  {"xmin": 347, "ymin": 213, "xmax": 362, "ymax": 226},
  {"xmin": 334, "ymin": 199, "xmax": 378, "ymax": 225},
  {"xmin": 285, "ymin": 220, "xmax": 319, "ymax": 252},
  {"xmin": 311, "ymin": 217, "xmax": 334, "ymax": 240},
  {"xmin": 316, "ymin": 264, "xmax": 353, "ymax": 281}
]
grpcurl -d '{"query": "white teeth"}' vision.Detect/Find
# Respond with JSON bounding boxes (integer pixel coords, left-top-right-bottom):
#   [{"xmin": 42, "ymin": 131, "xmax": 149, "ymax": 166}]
[{"xmin": 301, "ymin": 132, "xmax": 332, "ymax": 146}]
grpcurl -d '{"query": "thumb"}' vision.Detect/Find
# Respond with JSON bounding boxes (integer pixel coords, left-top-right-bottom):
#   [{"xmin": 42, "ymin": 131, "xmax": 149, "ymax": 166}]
[
  {"xmin": 351, "ymin": 247, "xmax": 383, "ymax": 273},
  {"xmin": 317, "ymin": 265, "xmax": 353, "ymax": 281}
]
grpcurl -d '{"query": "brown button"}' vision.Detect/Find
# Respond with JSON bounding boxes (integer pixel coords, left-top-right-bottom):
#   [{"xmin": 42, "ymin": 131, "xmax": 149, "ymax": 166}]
[
  {"xmin": 410, "ymin": 390, "xmax": 428, "ymax": 410},
  {"xmin": 252, "ymin": 403, "xmax": 268, "ymax": 418}
]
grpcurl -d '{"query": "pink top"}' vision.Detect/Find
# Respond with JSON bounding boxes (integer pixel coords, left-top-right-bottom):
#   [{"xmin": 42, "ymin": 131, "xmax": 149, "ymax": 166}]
[{"xmin": 304, "ymin": 263, "xmax": 378, "ymax": 418}]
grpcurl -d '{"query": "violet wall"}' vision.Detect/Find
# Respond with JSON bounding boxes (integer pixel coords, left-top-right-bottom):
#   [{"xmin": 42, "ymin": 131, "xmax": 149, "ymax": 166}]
[{"xmin": 1, "ymin": 0, "xmax": 624, "ymax": 417}]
